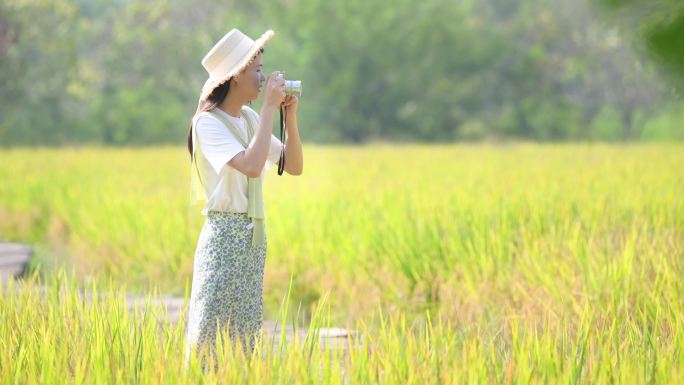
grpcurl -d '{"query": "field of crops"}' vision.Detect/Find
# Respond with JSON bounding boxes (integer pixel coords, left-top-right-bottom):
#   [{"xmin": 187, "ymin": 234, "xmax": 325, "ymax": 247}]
[{"xmin": 1, "ymin": 143, "xmax": 683, "ymax": 383}]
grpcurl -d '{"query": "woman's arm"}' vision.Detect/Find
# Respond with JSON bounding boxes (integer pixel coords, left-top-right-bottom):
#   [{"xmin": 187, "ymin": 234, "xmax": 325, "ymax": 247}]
[
  {"xmin": 228, "ymin": 104, "xmax": 277, "ymax": 178},
  {"xmin": 228, "ymin": 72, "xmax": 285, "ymax": 178},
  {"xmin": 282, "ymin": 95, "xmax": 303, "ymax": 176},
  {"xmin": 283, "ymin": 112, "xmax": 303, "ymax": 175}
]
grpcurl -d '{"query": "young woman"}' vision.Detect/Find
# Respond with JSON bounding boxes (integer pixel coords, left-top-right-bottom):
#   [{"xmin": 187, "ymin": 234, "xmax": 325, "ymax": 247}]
[{"xmin": 184, "ymin": 28, "xmax": 303, "ymax": 367}]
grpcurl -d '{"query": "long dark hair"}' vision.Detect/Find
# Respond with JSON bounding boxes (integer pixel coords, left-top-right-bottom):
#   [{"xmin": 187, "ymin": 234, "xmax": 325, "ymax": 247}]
[
  {"xmin": 187, "ymin": 47, "xmax": 264, "ymax": 160},
  {"xmin": 187, "ymin": 80, "xmax": 231, "ymax": 159}
]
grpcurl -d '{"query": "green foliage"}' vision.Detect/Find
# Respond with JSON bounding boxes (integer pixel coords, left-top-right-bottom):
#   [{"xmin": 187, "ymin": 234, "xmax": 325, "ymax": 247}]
[
  {"xmin": 0, "ymin": 0, "xmax": 80, "ymax": 145},
  {"xmin": 0, "ymin": 0, "xmax": 682, "ymax": 145},
  {"xmin": 590, "ymin": 106, "xmax": 623, "ymax": 140},
  {"xmin": 640, "ymin": 104, "xmax": 684, "ymax": 141},
  {"xmin": 598, "ymin": 0, "xmax": 684, "ymax": 90}
]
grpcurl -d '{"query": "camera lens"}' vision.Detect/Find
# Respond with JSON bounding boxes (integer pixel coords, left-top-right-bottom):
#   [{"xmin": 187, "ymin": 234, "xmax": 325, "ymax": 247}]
[{"xmin": 284, "ymin": 80, "xmax": 302, "ymax": 97}]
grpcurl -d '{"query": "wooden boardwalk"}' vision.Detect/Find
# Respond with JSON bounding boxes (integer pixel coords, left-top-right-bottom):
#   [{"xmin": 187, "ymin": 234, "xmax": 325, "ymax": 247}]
[
  {"xmin": 0, "ymin": 241, "xmax": 358, "ymax": 351},
  {"xmin": 0, "ymin": 242, "xmax": 32, "ymax": 285}
]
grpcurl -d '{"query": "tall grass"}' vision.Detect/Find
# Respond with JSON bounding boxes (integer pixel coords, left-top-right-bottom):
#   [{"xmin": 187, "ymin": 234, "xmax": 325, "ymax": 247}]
[
  {"xmin": 1, "ymin": 265, "xmax": 681, "ymax": 384},
  {"xmin": 1, "ymin": 143, "xmax": 683, "ymax": 382}
]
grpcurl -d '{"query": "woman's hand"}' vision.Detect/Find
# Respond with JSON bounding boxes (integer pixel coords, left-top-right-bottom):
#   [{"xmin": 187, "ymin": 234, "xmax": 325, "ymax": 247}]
[
  {"xmin": 282, "ymin": 95, "xmax": 299, "ymax": 115},
  {"xmin": 262, "ymin": 71, "xmax": 286, "ymax": 112}
]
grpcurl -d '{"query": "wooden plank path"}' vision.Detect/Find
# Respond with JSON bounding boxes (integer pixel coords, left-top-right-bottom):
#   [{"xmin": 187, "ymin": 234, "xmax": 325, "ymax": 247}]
[
  {"xmin": 0, "ymin": 242, "xmax": 32, "ymax": 285},
  {"xmin": 0, "ymin": 241, "xmax": 359, "ymax": 352}
]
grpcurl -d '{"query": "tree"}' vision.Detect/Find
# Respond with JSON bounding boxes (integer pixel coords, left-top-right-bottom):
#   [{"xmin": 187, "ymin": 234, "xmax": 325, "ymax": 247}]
[{"xmin": 597, "ymin": 0, "xmax": 684, "ymax": 91}]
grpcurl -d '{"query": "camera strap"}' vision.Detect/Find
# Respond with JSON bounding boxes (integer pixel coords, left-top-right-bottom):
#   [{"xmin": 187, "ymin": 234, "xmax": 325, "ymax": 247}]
[{"xmin": 277, "ymin": 106, "xmax": 286, "ymax": 175}]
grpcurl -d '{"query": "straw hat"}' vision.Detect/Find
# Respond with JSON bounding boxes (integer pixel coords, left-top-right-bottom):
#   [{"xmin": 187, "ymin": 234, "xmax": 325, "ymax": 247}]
[{"xmin": 199, "ymin": 28, "xmax": 275, "ymax": 101}]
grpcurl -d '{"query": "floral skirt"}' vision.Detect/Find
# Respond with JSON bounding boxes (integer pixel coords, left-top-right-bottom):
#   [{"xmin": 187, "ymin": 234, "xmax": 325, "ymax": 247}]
[{"xmin": 184, "ymin": 210, "xmax": 267, "ymax": 368}]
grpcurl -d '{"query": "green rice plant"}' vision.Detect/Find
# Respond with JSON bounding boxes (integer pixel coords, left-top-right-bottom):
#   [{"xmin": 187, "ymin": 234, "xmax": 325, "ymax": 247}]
[{"xmin": 0, "ymin": 143, "xmax": 683, "ymax": 383}]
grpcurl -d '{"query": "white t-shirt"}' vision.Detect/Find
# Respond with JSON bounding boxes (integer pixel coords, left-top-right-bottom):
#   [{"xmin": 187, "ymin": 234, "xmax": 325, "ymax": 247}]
[{"xmin": 192, "ymin": 106, "xmax": 283, "ymax": 215}]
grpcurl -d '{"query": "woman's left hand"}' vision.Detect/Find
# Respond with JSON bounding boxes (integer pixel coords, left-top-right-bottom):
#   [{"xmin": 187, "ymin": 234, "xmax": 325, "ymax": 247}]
[{"xmin": 282, "ymin": 95, "xmax": 299, "ymax": 115}]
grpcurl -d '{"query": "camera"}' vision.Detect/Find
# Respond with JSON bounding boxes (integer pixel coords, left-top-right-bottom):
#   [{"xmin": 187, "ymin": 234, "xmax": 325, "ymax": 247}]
[
  {"xmin": 276, "ymin": 73, "xmax": 302, "ymax": 97},
  {"xmin": 284, "ymin": 80, "xmax": 302, "ymax": 97}
]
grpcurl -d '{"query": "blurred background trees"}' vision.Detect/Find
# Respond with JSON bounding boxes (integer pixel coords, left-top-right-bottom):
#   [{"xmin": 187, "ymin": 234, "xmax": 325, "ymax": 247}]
[{"xmin": 1, "ymin": 0, "xmax": 682, "ymax": 146}]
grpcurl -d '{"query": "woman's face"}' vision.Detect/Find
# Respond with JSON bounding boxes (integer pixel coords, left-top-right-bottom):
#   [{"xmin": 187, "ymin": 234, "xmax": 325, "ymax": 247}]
[{"xmin": 234, "ymin": 52, "xmax": 265, "ymax": 101}]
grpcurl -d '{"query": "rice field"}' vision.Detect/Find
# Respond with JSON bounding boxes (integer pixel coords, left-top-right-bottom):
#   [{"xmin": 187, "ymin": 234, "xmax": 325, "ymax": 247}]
[{"xmin": 1, "ymin": 143, "xmax": 683, "ymax": 383}]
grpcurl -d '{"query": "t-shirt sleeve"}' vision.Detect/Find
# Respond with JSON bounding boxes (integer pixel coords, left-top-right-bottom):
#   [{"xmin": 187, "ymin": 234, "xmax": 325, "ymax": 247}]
[
  {"xmin": 265, "ymin": 134, "xmax": 284, "ymax": 170},
  {"xmin": 195, "ymin": 115, "xmax": 245, "ymax": 175}
]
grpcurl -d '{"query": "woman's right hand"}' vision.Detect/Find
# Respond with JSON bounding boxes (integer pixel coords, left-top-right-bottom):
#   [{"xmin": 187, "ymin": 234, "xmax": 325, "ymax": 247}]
[{"xmin": 262, "ymin": 71, "xmax": 286, "ymax": 112}]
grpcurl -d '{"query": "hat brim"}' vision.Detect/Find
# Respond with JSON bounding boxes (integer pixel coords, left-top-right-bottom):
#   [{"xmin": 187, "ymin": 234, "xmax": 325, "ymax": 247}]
[{"xmin": 199, "ymin": 30, "xmax": 274, "ymax": 102}]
